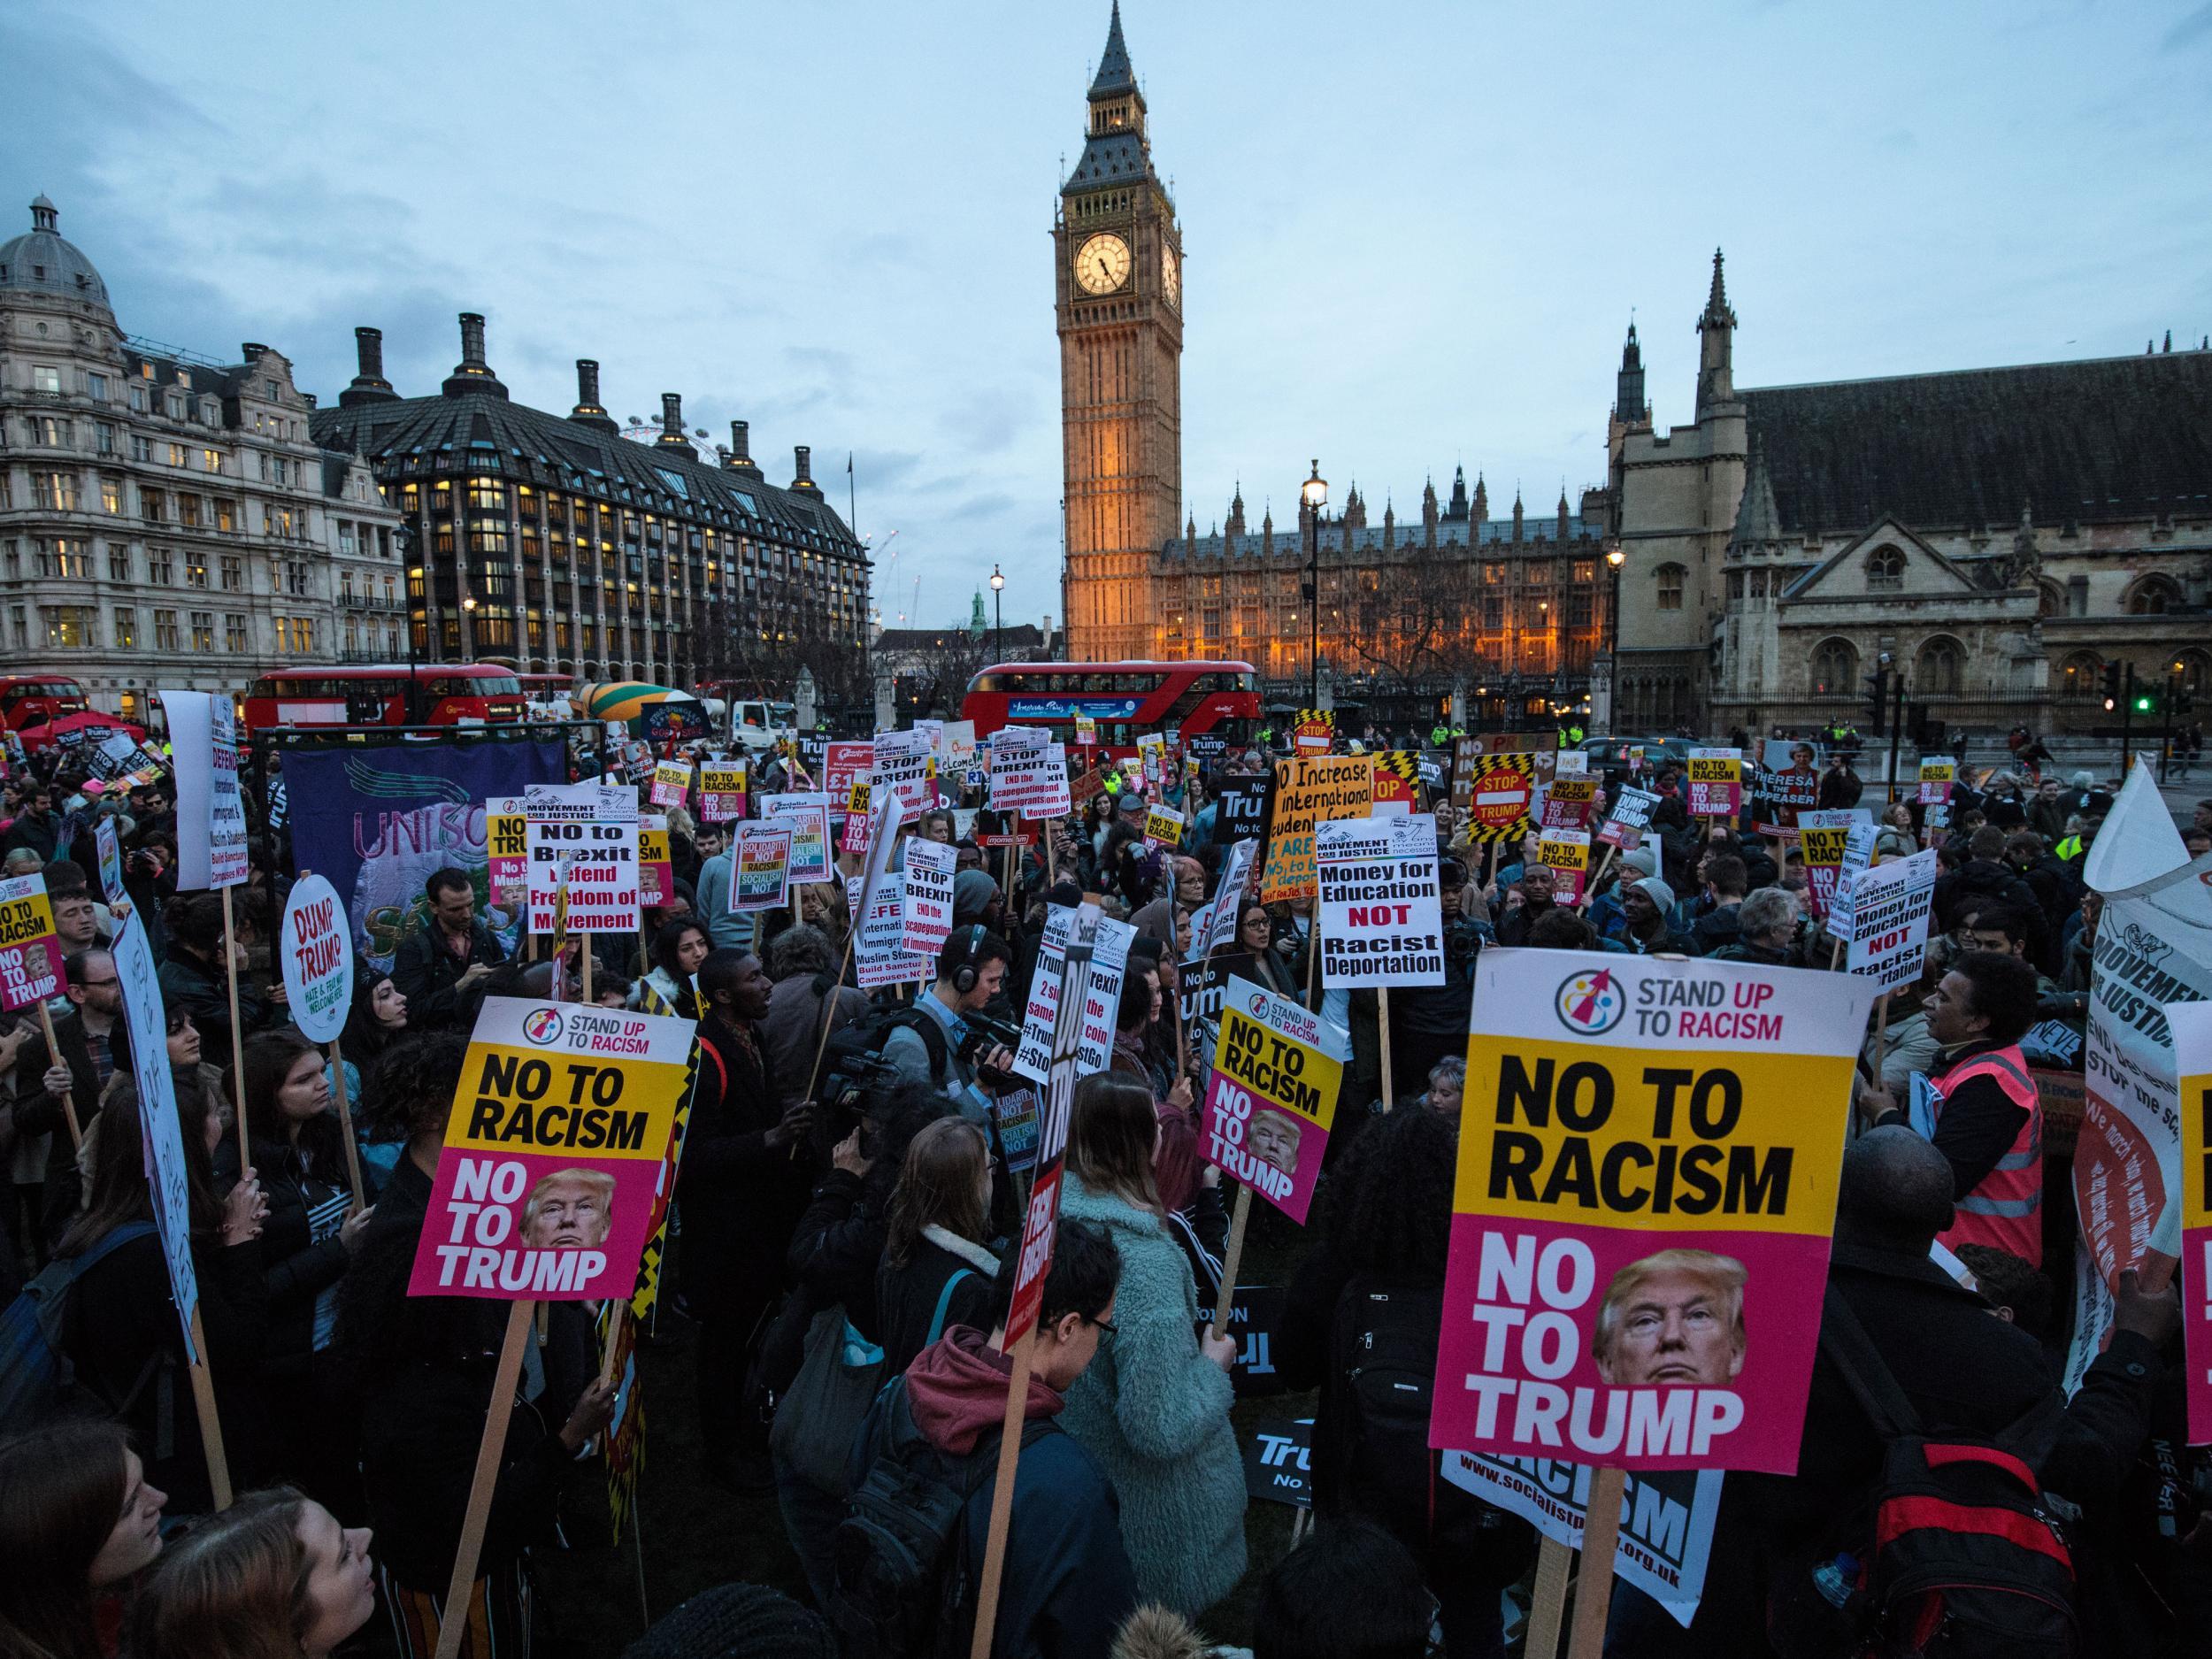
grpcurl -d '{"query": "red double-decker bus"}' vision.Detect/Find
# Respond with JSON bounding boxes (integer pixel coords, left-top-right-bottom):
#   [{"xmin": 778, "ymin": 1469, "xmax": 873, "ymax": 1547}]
[
  {"xmin": 961, "ymin": 660, "xmax": 1261, "ymax": 762},
  {"xmin": 241, "ymin": 664, "xmax": 524, "ymax": 732},
  {"xmin": 0, "ymin": 673, "xmax": 91, "ymax": 733}
]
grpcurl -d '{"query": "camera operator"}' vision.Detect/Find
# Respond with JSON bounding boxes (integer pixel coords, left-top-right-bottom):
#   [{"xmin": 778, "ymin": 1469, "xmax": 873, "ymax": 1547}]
[{"xmin": 881, "ymin": 926, "xmax": 1021, "ymax": 1127}]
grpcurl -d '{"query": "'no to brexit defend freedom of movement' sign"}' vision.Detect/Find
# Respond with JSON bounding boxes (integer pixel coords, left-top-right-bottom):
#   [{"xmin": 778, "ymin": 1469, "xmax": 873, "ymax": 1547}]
[
  {"xmin": 407, "ymin": 997, "xmax": 691, "ymax": 1302},
  {"xmin": 1432, "ymin": 949, "xmax": 1874, "ymax": 1472}
]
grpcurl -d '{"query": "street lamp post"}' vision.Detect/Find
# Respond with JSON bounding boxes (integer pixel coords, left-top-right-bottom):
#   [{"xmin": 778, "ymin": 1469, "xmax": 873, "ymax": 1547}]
[
  {"xmin": 989, "ymin": 564, "xmax": 1005, "ymax": 664},
  {"xmin": 1604, "ymin": 544, "xmax": 1625, "ymax": 732},
  {"xmin": 1302, "ymin": 459, "xmax": 1328, "ymax": 707}
]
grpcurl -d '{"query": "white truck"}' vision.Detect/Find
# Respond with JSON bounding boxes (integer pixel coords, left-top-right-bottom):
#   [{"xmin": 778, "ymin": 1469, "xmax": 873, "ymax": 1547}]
[{"xmin": 728, "ymin": 699, "xmax": 796, "ymax": 755}]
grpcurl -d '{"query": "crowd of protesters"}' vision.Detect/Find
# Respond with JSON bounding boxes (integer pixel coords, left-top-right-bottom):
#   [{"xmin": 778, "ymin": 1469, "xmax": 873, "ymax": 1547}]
[{"xmin": 1, "ymin": 723, "xmax": 2207, "ymax": 1659}]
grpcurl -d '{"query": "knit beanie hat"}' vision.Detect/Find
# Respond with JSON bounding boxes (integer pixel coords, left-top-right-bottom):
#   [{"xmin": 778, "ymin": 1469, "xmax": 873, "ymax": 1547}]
[
  {"xmin": 1631, "ymin": 875, "xmax": 1676, "ymax": 913},
  {"xmin": 952, "ymin": 868, "xmax": 1000, "ymax": 924}
]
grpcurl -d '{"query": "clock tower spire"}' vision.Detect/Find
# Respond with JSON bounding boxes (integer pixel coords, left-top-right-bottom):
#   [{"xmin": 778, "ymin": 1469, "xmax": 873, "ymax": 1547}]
[{"xmin": 1057, "ymin": 3, "xmax": 1183, "ymax": 663}]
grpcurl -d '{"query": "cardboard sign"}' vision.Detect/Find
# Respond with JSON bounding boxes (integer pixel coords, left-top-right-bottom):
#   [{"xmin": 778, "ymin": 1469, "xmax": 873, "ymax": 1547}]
[
  {"xmin": 1536, "ymin": 826, "xmax": 1594, "ymax": 905},
  {"xmin": 1432, "ymin": 949, "xmax": 1875, "ymax": 1471},
  {"xmin": 1257, "ymin": 755, "xmax": 1372, "ymax": 904},
  {"xmin": 1597, "ymin": 787, "xmax": 1662, "ymax": 852},
  {"xmin": 0, "ymin": 874, "xmax": 63, "ymax": 1012},
  {"xmin": 95, "ymin": 819, "xmax": 125, "ymax": 906},
  {"xmin": 1142, "ymin": 803, "xmax": 1186, "ymax": 851},
  {"xmin": 1440, "ymin": 1454, "xmax": 1721, "ymax": 1630},
  {"xmin": 849, "ymin": 872, "xmax": 933, "ymax": 989},
  {"xmin": 899, "ymin": 837, "xmax": 956, "ymax": 957},
  {"xmin": 1190, "ymin": 838, "xmax": 1259, "ymax": 960},
  {"xmin": 941, "ymin": 720, "xmax": 977, "ymax": 770},
  {"xmin": 1316, "ymin": 814, "xmax": 1445, "ymax": 988},
  {"xmin": 1841, "ymin": 849, "xmax": 1937, "ymax": 992},
  {"xmin": 527, "ymin": 818, "xmax": 641, "ymax": 935},
  {"xmin": 1917, "ymin": 757, "xmax": 1956, "ymax": 806},
  {"xmin": 1461, "ymin": 754, "xmax": 1537, "ymax": 844},
  {"xmin": 1686, "ymin": 749, "xmax": 1742, "ymax": 819},
  {"xmin": 1006, "ymin": 904, "xmax": 1106, "ymax": 1346},
  {"xmin": 158, "ymin": 689, "xmax": 248, "ymax": 889},
  {"xmin": 404, "ymin": 997, "xmax": 690, "ymax": 1301},
  {"xmin": 638, "ymin": 816, "xmax": 674, "ymax": 907},
  {"xmin": 698, "ymin": 763, "xmax": 748, "ymax": 822},
  {"xmin": 1242, "ymin": 1417, "xmax": 1314, "ymax": 1508},
  {"xmin": 1540, "ymin": 774, "xmax": 1598, "ymax": 832},
  {"xmin": 2167, "ymin": 1002, "xmax": 2212, "ymax": 1441},
  {"xmin": 112, "ymin": 914, "xmax": 201, "ymax": 1360},
  {"xmin": 762, "ymin": 795, "xmax": 833, "ymax": 885},
  {"xmin": 487, "ymin": 796, "xmax": 529, "ymax": 901},
  {"xmin": 649, "ymin": 760, "xmax": 693, "ymax": 809},
  {"xmin": 872, "ymin": 728, "xmax": 934, "ymax": 822},
  {"xmin": 1215, "ymin": 773, "xmax": 1273, "ymax": 846},
  {"xmin": 278, "ymin": 874, "xmax": 352, "ymax": 1042},
  {"xmin": 1795, "ymin": 810, "xmax": 1861, "ymax": 922},
  {"xmin": 730, "ymin": 823, "xmax": 794, "ymax": 913},
  {"xmin": 823, "ymin": 741, "xmax": 872, "ymax": 807},
  {"xmin": 1202, "ymin": 975, "xmax": 1348, "ymax": 1224},
  {"xmin": 1012, "ymin": 902, "xmax": 1133, "ymax": 1085}
]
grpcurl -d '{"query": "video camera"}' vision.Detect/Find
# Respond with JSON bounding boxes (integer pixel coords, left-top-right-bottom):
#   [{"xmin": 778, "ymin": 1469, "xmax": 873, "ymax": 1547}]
[{"xmin": 958, "ymin": 1010, "xmax": 1025, "ymax": 1089}]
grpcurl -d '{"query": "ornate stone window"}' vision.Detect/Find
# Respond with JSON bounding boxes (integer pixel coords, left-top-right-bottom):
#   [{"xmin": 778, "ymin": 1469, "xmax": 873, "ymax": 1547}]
[
  {"xmin": 2126, "ymin": 575, "xmax": 2182, "ymax": 615},
  {"xmin": 1866, "ymin": 547, "xmax": 1905, "ymax": 591},
  {"xmin": 1916, "ymin": 636, "xmax": 1963, "ymax": 696},
  {"xmin": 1811, "ymin": 638, "xmax": 1857, "ymax": 697},
  {"xmin": 1655, "ymin": 563, "xmax": 1685, "ymax": 611},
  {"xmin": 2057, "ymin": 651, "xmax": 2102, "ymax": 700}
]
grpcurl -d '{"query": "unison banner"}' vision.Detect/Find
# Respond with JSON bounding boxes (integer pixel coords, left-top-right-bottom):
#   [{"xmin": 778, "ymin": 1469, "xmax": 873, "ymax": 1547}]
[
  {"xmin": 1432, "ymin": 949, "xmax": 1873, "ymax": 1471},
  {"xmin": 285, "ymin": 741, "xmax": 567, "ymax": 971}
]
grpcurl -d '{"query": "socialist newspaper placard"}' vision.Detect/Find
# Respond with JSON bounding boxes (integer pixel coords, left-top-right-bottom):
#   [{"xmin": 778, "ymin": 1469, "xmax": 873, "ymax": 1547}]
[
  {"xmin": 730, "ymin": 824, "xmax": 793, "ymax": 913},
  {"xmin": 1202, "ymin": 976, "xmax": 1348, "ymax": 1223},
  {"xmin": 2169, "ymin": 1002, "xmax": 2212, "ymax": 1441},
  {"xmin": 639, "ymin": 815, "xmax": 674, "ymax": 907},
  {"xmin": 1597, "ymin": 787, "xmax": 1663, "ymax": 853},
  {"xmin": 1916, "ymin": 757, "xmax": 1956, "ymax": 806},
  {"xmin": 1440, "ymin": 1453, "xmax": 1721, "ymax": 1628},
  {"xmin": 900, "ymin": 836, "xmax": 956, "ymax": 957},
  {"xmin": 1685, "ymin": 748, "xmax": 1742, "ymax": 819},
  {"xmin": 762, "ymin": 794, "xmax": 833, "ymax": 885},
  {"xmin": 1432, "ymin": 949, "xmax": 1875, "ymax": 1471},
  {"xmin": 404, "ymin": 998, "xmax": 690, "ymax": 1302},
  {"xmin": 1258, "ymin": 755, "xmax": 1371, "ymax": 904},
  {"xmin": 1795, "ymin": 810, "xmax": 1862, "ymax": 922},
  {"xmin": 1012, "ymin": 902, "xmax": 1133, "ymax": 1085},
  {"xmin": 1540, "ymin": 775, "xmax": 1598, "ymax": 832},
  {"xmin": 1316, "ymin": 814, "xmax": 1445, "ymax": 988},
  {"xmin": 1841, "ymin": 849, "xmax": 1937, "ymax": 991},
  {"xmin": 0, "ymin": 874, "xmax": 64, "ymax": 1013},
  {"xmin": 1142, "ymin": 803, "xmax": 1186, "ymax": 851},
  {"xmin": 1537, "ymin": 827, "xmax": 1594, "ymax": 906},
  {"xmin": 649, "ymin": 760, "xmax": 693, "ymax": 809},
  {"xmin": 698, "ymin": 763, "xmax": 748, "ymax": 822}
]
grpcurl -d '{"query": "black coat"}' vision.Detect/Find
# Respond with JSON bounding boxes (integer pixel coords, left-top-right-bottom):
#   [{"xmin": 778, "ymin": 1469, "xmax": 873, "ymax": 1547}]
[
  {"xmin": 11, "ymin": 1007, "xmax": 128, "ymax": 1248},
  {"xmin": 389, "ymin": 918, "xmax": 507, "ymax": 1031},
  {"xmin": 875, "ymin": 1232, "xmax": 999, "ymax": 1379},
  {"xmin": 677, "ymin": 1018, "xmax": 812, "ymax": 1322},
  {"xmin": 249, "ymin": 1132, "xmax": 356, "ymax": 1381},
  {"xmin": 786, "ymin": 1166, "xmax": 893, "ymax": 1340},
  {"xmin": 157, "ymin": 950, "xmax": 267, "ymax": 1079}
]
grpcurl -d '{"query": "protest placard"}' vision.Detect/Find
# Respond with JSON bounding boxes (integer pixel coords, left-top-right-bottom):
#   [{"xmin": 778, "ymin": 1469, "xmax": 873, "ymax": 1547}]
[
  {"xmin": 527, "ymin": 818, "xmax": 641, "ymax": 935},
  {"xmin": 762, "ymin": 794, "xmax": 833, "ymax": 884},
  {"xmin": 1214, "ymin": 773, "xmax": 1273, "ymax": 845},
  {"xmin": 697, "ymin": 763, "xmax": 748, "ymax": 822},
  {"xmin": 1541, "ymin": 775, "xmax": 1599, "ymax": 831},
  {"xmin": 94, "ymin": 818, "xmax": 125, "ymax": 905},
  {"xmin": 2062, "ymin": 768, "xmax": 2212, "ymax": 1395},
  {"xmin": 1142, "ymin": 802, "xmax": 1186, "ymax": 850},
  {"xmin": 1431, "ymin": 949, "xmax": 1875, "ymax": 1472},
  {"xmin": 900, "ymin": 836, "xmax": 956, "ymax": 956},
  {"xmin": 873, "ymin": 728, "xmax": 934, "ymax": 821},
  {"xmin": 278, "ymin": 874, "xmax": 352, "ymax": 1042},
  {"xmin": 1794, "ymin": 810, "xmax": 1863, "ymax": 922},
  {"xmin": 849, "ymin": 872, "xmax": 933, "ymax": 989},
  {"xmin": 1460, "ymin": 754, "xmax": 1538, "ymax": 845},
  {"xmin": 1076, "ymin": 712, "xmax": 1097, "ymax": 748},
  {"xmin": 1258, "ymin": 755, "xmax": 1371, "ymax": 904},
  {"xmin": 1178, "ymin": 950, "xmax": 1253, "ymax": 1033},
  {"xmin": 1916, "ymin": 757, "xmax": 1956, "ymax": 806},
  {"xmin": 1291, "ymin": 709, "xmax": 1334, "ymax": 755},
  {"xmin": 1841, "ymin": 849, "xmax": 1937, "ymax": 990},
  {"xmin": 638, "ymin": 816, "xmax": 674, "ymax": 907},
  {"xmin": 1202, "ymin": 975, "xmax": 1348, "ymax": 1223},
  {"xmin": 994, "ymin": 1087, "xmax": 1041, "ymax": 1175},
  {"xmin": 1369, "ymin": 751, "xmax": 1419, "ymax": 815},
  {"xmin": 1316, "ymin": 815, "xmax": 1444, "ymax": 988},
  {"xmin": 1440, "ymin": 1453, "xmax": 1722, "ymax": 1628},
  {"xmin": 824, "ymin": 741, "xmax": 871, "ymax": 806},
  {"xmin": 1242, "ymin": 1418, "xmax": 1314, "ymax": 1508},
  {"xmin": 1137, "ymin": 732, "xmax": 1167, "ymax": 790},
  {"xmin": 1189, "ymin": 838, "xmax": 1258, "ymax": 959},
  {"xmin": 1537, "ymin": 826, "xmax": 1594, "ymax": 905},
  {"xmin": 648, "ymin": 760, "xmax": 692, "ymax": 809},
  {"xmin": 1753, "ymin": 741, "xmax": 1820, "ymax": 836},
  {"xmin": 0, "ymin": 874, "xmax": 63, "ymax": 1014},
  {"xmin": 2172, "ymin": 1002, "xmax": 2212, "ymax": 1440},
  {"xmin": 1596, "ymin": 787, "xmax": 1662, "ymax": 853},
  {"xmin": 405, "ymin": 997, "xmax": 691, "ymax": 1301},
  {"xmin": 1011, "ymin": 902, "xmax": 1133, "ymax": 1085},
  {"xmin": 159, "ymin": 689, "xmax": 249, "ymax": 889},
  {"xmin": 989, "ymin": 740, "xmax": 1071, "ymax": 818},
  {"xmin": 1686, "ymin": 748, "xmax": 1742, "ymax": 819},
  {"xmin": 487, "ymin": 795, "xmax": 529, "ymax": 903},
  {"xmin": 1224, "ymin": 1283, "xmax": 1289, "ymax": 1397},
  {"xmin": 731, "ymin": 823, "xmax": 794, "ymax": 913}
]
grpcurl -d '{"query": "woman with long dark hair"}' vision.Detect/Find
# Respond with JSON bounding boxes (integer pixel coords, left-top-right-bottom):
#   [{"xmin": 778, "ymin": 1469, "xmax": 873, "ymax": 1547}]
[
  {"xmin": 1056, "ymin": 1073, "xmax": 1244, "ymax": 1617},
  {"xmin": 634, "ymin": 917, "xmax": 710, "ymax": 1018},
  {"xmin": 125, "ymin": 1486, "xmax": 376, "ymax": 1659},
  {"xmin": 0, "ymin": 1420, "xmax": 168, "ymax": 1659},
  {"xmin": 58, "ymin": 1072, "xmax": 269, "ymax": 1515},
  {"xmin": 874, "ymin": 1116, "xmax": 999, "ymax": 1378},
  {"xmin": 156, "ymin": 893, "xmax": 265, "ymax": 1078},
  {"xmin": 334, "ymin": 965, "xmax": 408, "ymax": 1194},
  {"xmin": 1236, "ymin": 900, "xmax": 1301, "ymax": 1000}
]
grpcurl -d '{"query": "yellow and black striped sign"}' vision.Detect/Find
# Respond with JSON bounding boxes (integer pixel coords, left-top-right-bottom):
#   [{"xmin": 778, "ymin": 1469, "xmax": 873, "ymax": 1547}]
[{"xmin": 1460, "ymin": 753, "xmax": 1536, "ymax": 842}]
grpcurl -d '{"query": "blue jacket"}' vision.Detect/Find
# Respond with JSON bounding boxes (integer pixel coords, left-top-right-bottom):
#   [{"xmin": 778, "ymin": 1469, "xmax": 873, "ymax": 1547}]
[{"xmin": 692, "ymin": 849, "xmax": 758, "ymax": 955}]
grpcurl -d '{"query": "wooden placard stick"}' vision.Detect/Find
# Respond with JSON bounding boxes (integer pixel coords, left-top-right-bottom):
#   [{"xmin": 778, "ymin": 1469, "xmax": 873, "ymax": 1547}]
[
  {"xmin": 598, "ymin": 1302, "xmax": 626, "ymax": 1388},
  {"xmin": 1377, "ymin": 987, "xmax": 1394, "ymax": 1112},
  {"xmin": 1210, "ymin": 1184, "xmax": 1255, "ymax": 1336},
  {"xmin": 966, "ymin": 1328, "xmax": 1037, "ymax": 1659},
  {"xmin": 36, "ymin": 1002, "xmax": 82, "ymax": 1148},
  {"xmin": 433, "ymin": 1300, "xmax": 535, "ymax": 1659},
  {"xmin": 219, "ymin": 886, "xmax": 249, "ymax": 1161},
  {"xmin": 580, "ymin": 936, "xmax": 595, "ymax": 1005},
  {"xmin": 802, "ymin": 929, "xmax": 859, "ymax": 1104},
  {"xmin": 329, "ymin": 1030, "xmax": 365, "ymax": 1216},
  {"xmin": 1525, "ymin": 1536, "xmax": 1573, "ymax": 1659},
  {"xmin": 1578, "ymin": 846, "xmax": 1617, "ymax": 915},
  {"xmin": 1303, "ymin": 914, "xmax": 1321, "ymax": 1013},
  {"xmin": 185, "ymin": 1305, "xmax": 234, "ymax": 1511},
  {"xmin": 1566, "ymin": 1466, "xmax": 1629, "ymax": 1659}
]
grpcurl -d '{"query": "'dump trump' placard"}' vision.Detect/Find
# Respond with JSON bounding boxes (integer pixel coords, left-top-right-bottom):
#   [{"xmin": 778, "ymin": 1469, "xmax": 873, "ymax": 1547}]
[
  {"xmin": 407, "ymin": 997, "xmax": 693, "ymax": 1302},
  {"xmin": 1432, "ymin": 949, "xmax": 1872, "ymax": 1472}
]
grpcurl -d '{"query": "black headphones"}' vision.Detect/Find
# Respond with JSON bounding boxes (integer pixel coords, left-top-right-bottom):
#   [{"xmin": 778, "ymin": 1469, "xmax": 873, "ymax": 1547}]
[{"xmin": 951, "ymin": 923, "xmax": 987, "ymax": 995}]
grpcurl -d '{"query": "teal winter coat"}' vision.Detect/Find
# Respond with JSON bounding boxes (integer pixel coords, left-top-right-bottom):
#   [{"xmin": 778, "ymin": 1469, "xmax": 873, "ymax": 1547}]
[{"xmin": 1056, "ymin": 1172, "xmax": 1247, "ymax": 1617}]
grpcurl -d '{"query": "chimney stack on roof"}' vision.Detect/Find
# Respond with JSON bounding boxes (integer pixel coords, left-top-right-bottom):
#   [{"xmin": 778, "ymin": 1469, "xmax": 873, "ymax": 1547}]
[
  {"xmin": 569, "ymin": 359, "xmax": 617, "ymax": 434},
  {"xmin": 339, "ymin": 325, "xmax": 398, "ymax": 407},
  {"xmin": 657, "ymin": 393, "xmax": 689, "ymax": 447},
  {"xmin": 792, "ymin": 445, "xmax": 816, "ymax": 492},
  {"xmin": 442, "ymin": 311, "xmax": 509, "ymax": 400}
]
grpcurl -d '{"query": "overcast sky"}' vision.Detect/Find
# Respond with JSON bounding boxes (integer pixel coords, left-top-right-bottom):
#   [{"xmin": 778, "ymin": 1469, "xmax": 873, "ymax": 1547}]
[{"xmin": 7, "ymin": 1, "xmax": 2208, "ymax": 638}]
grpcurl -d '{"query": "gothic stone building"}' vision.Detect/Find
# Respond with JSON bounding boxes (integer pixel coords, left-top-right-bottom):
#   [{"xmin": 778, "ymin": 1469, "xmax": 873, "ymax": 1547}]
[
  {"xmin": 311, "ymin": 318, "xmax": 870, "ymax": 692},
  {"xmin": 1608, "ymin": 252, "xmax": 2212, "ymax": 736},
  {"xmin": 0, "ymin": 196, "xmax": 399, "ymax": 720}
]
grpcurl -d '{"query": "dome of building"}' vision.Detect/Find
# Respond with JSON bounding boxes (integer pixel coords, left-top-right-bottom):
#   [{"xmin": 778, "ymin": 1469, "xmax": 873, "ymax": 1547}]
[{"xmin": 0, "ymin": 196, "xmax": 112, "ymax": 310}]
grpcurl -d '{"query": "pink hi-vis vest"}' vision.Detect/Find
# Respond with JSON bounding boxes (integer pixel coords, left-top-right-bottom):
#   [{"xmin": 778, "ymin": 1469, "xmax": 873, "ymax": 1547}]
[{"xmin": 1932, "ymin": 1043, "xmax": 2043, "ymax": 1268}]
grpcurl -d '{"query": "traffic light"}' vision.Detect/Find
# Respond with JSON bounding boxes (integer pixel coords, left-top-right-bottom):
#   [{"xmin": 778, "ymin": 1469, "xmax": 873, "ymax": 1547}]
[
  {"xmin": 1863, "ymin": 666, "xmax": 1890, "ymax": 735},
  {"xmin": 2101, "ymin": 662, "xmax": 2123, "ymax": 712},
  {"xmin": 2133, "ymin": 689, "xmax": 2159, "ymax": 717}
]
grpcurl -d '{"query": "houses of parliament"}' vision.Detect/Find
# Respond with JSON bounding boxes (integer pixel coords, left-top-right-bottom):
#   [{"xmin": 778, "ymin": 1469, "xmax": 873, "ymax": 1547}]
[{"xmin": 1056, "ymin": 4, "xmax": 2211, "ymax": 733}]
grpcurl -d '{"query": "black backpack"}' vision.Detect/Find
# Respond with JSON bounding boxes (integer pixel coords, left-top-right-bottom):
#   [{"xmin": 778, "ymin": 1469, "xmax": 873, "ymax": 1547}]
[
  {"xmin": 1321, "ymin": 1275, "xmax": 1534, "ymax": 1590},
  {"xmin": 833, "ymin": 1377, "xmax": 1054, "ymax": 1659},
  {"xmin": 1770, "ymin": 1286, "xmax": 2078, "ymax": 1659},
  {"xmin": 0, "ymin": 1222, "xmax": 170, "ymax": 1438},
  {"xmin": 819, "ymin": 1001, "xmax": 956, "ymax": 1099}
]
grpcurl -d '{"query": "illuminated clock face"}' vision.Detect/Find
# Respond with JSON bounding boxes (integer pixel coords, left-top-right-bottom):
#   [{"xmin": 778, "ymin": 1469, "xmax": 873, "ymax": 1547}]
[
  {"xmin": 1160, "ymin": 244, "xmax": 1179, "ymax": 309},
  {"xmin": 1074, "ymin": 232, "xmax": 1132, "ymax": 296}
]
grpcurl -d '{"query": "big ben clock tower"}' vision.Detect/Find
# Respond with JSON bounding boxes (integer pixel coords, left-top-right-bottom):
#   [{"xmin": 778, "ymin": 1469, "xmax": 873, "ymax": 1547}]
[{"xmin": 1057, "ymin": 3, "xmax": 1183, "ymax": 663}]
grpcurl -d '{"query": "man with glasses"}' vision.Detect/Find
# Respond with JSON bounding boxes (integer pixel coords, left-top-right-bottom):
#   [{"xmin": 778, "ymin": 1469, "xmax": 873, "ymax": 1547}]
[{"xmin": 11, "ymin": 948, "xmax": 127, "ymax": 1262}]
